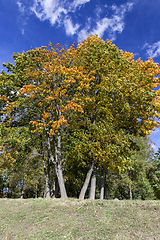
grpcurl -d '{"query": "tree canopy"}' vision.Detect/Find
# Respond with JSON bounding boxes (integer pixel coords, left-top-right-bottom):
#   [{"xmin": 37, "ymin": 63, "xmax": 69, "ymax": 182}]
[{"xmin": 0, "ymin": 34, "xmax": 160, "ymax": 199}]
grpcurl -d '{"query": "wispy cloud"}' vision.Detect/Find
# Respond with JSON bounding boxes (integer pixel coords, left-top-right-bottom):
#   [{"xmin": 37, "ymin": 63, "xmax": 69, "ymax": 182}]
[
  {"xmin": 78, "ymin": 2, "xmax": 135, "ymax": 41},
  {"xmin": 143, "ymin": 41, "xmax": 160, "ymax": 58},
  {"xmin": 21, "ymin": 28, "xmax": 24, "ymax": 35},
  {"xmin": 17, "ymin": 0, "xmax": 25, "ymax": 14},
  {"xmin": 30, "ymin": 1, "xmax": 67, "ymax": 25},
  {"xmin": 16, "ymin": 1, "xmax": 29, "ymax": 35},
  {"xmin": 64, "ymin": 17, "xmax": 80, "ymax": 35},
  {"xmin": 17, "ymin": 0, "xmax": 135, "ymax": 40},
  {"xmin": 29, "ymin": 0, "xmax": 84, "ymax": 34},
  {"xmin": 71, "ymin": 0, "xmax": 90, "ymax": 10}
]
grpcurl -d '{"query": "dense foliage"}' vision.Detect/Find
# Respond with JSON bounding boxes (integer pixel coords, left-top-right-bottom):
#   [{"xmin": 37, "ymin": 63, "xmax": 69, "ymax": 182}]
[{"xmin": 0, "ymin": 35, "xmax": 160, "ymax": 199}]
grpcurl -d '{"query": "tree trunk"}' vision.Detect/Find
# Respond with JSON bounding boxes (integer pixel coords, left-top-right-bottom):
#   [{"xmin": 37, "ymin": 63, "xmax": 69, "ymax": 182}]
[
  {"xmin": 21, "ymin": 190, "xmax": 24, "ymax": 199},
  {"xmin": 128, "ymin": 170, "xmax": 133, "ymax": 200},
  {"xmin": 89, "ymin": 164, "xmax": 96, "ymax": 199},
  {"xmin": 100, "ymin": 166, "xmax": 104, "ymax": 200},
  {"xmin": 20, "ymin": 180, "xmax": 24, "ymax": 199},
  {"xmin": 129, "ymin": 183, "xmax": 132, "ymax": 200},
  {"xmin": 35, "ymin": 183, "xmax": 38, "ymax": 198},
  {"xmin": 54, "ymin": 130, "xmax": 67, "ymax": 199},
  {"xmin": 41, "ymin": 136, "xmax": 50, "ymax": 199},
  {"xmin": 51, "ymin": 176, "xmax": 58, "ymax": 198},
  {"xmin": 44, "ymin": 175, "xmax": 50, "ymax": 199},
  {"xmin": 79, "ymin": 160, "xmax": 94, "ymax": 200},
  {"xmin": 104, "ymin": 171, "xmax": 107, "ymax": 199},
  {"xmin": 46, "ymin": 130, "xmax": 67, "ymax": 199}
]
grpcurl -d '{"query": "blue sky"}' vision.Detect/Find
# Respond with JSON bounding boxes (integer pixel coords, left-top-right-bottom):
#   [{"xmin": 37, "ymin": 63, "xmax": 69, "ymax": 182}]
[{"xmin": 0, "ymin": 0, "xmax": 160, "ymax": 151}]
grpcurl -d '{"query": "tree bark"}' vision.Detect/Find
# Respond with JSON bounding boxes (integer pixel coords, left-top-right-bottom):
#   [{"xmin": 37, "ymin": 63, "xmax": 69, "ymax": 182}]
[
  {"xmin": 21, "ymin": 189, "xmax": 24, "ymax": 199},
  {"xmin": 46, "ymin": 130, "xmax": 67, "ymax": 199},
  {"xmin": 79, "ymin": 160, "xmax": 94, "ymax": 200},
  {"xmin": 41, "ymin": 136, "xmax": 50, "ymax": 199},
  {"xmin": 100, "ymin": 166, "xmax": 104, "ymax": 200},
  {"xmin": 54, "ymin": 130, "xmax": 67, "ymax": 199},
  {"xmin": 51, "ymin": 176, "xmax": 58, "ymax": 198},
  {"xmin": 35, "ymin": 183, "xmax": 38, "ymax": 198},
  {"xmin": 104, "ymin": 171, "xmax": 107, "ymax": 200},
  {"xmin": 20, "ymin": 180, "xmax": 24, "ymax": 199},
  {"xmin": 129, "ymin": 183, "xmax": 132, "ymax": 200},
  {"xmin": 128, "ymin": 170, "xmax": 133, "ymax": 200},
  {"xmin": 89, "ymin": 164, "xmax": 97, "ymax": 199}
]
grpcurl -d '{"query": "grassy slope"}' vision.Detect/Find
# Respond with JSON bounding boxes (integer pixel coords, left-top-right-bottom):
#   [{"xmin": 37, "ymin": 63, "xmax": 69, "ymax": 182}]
[{"xmin": 0, "ymin": 198, "xmax": 160, "ymax": 240}]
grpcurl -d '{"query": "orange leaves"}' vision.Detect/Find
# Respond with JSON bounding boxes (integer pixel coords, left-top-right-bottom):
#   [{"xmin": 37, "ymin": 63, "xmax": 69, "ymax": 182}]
[
  {"xmin": 0, "ymin": 95, "xmax": 8, "ymax": 101},
  {"xmin": 78, "ymin": 66, "xmax": 83, "ymax": 71},
  {"xmin": 38, "ymin": 102, "xmax": 42, "ymax": 107},
  {"xmin": 3, "ymin": 35, "xmax": 160, "ymax": 150},
  {"xmin": 29, "ymin": 94, "xmax": 35, "ymax": 99},
  {"xmin": 20, "ymin": 85, "xmax": 39, "ymax": 95},
  {"xmin": 45, "ymin": 96, "xmax": 56, "ymax": 103},
  {"xmin": 50, "ymin": 115, "xmax": 68, "ymax": 135},
  {"xmin": 42, "ymin": 112, "xmax": 50, "ymax": 119},
  {"xmin": 123, "ymin": 51, "xmax": 134, "ymax": 61},
  {"xmin": 62, "ymin": 101, "xmax": 83, "ymax": 113}
]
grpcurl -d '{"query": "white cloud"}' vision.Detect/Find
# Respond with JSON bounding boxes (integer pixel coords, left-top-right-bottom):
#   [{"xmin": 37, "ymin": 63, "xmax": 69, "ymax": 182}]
[
  {"xmin": 143, "ymin": 41, "xmax": 160, "ymax": 58},
  {"xmin": 112, "ymin": 2, "xmax": 134, "ymax": 14},
  {"xmin": 71, "ymin": 0, "xmax": 90, "ymax": 10},
  {"xmin": 94, "ymin": 6, "xmax": 103, "ymax": 18},
  {"xmin": 17, "ymin": 0, "xmax": 135, "ymax": 41},
  {"xmin": 77, "ymin": 17, "xmax": 91, "ymax": 41},
  {"xmin": 78, "ymin": 1, "xmax": 135, "ymax": 41},
  {"xmin": 22, "ymin": 29, "xmax": 25, "ymax": 35},
  {"xmin": 90, "ymin": 15, "xmax": 124, "ymax": 41},
  {"xmin": 29, "ymin": 0, "xmax": 90, "ymax": 38},
  {"xmin": 30, "ymin": 0, "xmax": 67, "ymax": 25},
  {"xmin": 78, "ymin": 28, "xmax": 89, "ymax": 42},
  {"xmin": 64, "ymin": 17, "xmax": 80, "ymax": 35},
  {"xmin": 17, "ymin": 0, "xmax": 25, "ymax": 13}
]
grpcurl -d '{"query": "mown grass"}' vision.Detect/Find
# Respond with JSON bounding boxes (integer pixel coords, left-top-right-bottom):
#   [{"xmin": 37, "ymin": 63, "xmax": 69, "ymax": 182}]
[{"xmin": 0, "ymin": 198, "xmax": 160, "ymax": 240}]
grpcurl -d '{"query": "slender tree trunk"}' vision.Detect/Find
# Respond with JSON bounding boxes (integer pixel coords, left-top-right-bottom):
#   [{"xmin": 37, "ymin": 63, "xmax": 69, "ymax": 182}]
[
  {"xmin": 129, "ymin": 183, "xmax": 132, "ymax": 200},
  {"xmin": 128, "ymin": 170, "xmax": 133, "ymax": 200},
  {"xmin": 2, "ymin": 185, "xmax": 5, "ymax": 198},
  {"xmin": 35, "ymin": 183, "xmax": 38, "ymax": 198},
  {"xmin": 104, "ymin": 171, "xmax": 107, "ymax": 199},
  {"xmin": 89, "ymin": 164, "xmax": 97, "ymax": 199},
  {"xmin": 46, "ymin": 130, "xmax": 67, "ymax": 199},
  {"xmin": 100, "ymin": 166, "xmax": 104, "ymax": 200},
  {"xmin": 51, "ymin": 176, "xmax": 58, "ymax": 198},
  {"xmin": 41, "ymin": 136, "xmax": 50, "ymax": 199},
  {"xmin": 54, "ymin": 130, "xmax": 67, "ymax": 199},
  {"xmin": 43, "ymin": 171, "xmax": 50, "ymax": 199},
  {"xmin": 21, "ymin": 180, "xmax": 24, "ymax": 199},
  {"xmin": 10, "ymin": 188, "xmax": 13, "ymax": 198},
  {"xmin": 21, "ymin": 189, "xmax": 24, "ymax": 199},
  {"xmin": 79, "ymin": 160, "xmax": 94, "ymax": 200}
]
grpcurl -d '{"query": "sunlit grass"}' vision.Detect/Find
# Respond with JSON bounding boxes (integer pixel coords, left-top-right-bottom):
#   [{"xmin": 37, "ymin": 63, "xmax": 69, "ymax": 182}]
[{"xmin": 0, "ymin": 198, "xmax": 160, "ymax": 239}]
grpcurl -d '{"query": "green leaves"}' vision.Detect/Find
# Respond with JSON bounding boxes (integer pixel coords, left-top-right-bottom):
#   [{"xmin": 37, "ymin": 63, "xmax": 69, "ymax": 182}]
[{"xmin": 0, "ymin": 34, "xmax": 160, "ymax": 198}]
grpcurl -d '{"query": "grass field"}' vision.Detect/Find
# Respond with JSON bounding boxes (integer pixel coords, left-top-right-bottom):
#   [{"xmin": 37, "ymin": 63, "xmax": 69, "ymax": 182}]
[{"xmin": 0, "ymin": 198, "xmax": 160, "ymax": 240}]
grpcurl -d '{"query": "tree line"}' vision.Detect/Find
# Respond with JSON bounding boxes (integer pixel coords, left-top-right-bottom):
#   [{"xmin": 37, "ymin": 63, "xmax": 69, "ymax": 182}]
[{"xmin": 0, "ymin": 35, "xmax": 160, "ymax": 199}]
